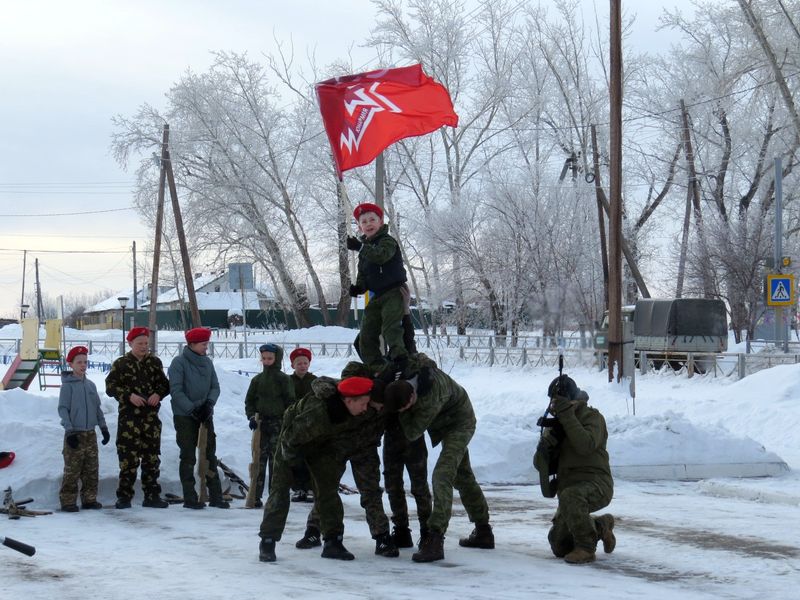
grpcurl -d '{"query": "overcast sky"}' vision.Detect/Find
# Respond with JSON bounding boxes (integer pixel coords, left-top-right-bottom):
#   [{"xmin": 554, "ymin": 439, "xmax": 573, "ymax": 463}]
[{"xmin": 0, "ymin": 0, "xmax": 695, "ymax": 320}]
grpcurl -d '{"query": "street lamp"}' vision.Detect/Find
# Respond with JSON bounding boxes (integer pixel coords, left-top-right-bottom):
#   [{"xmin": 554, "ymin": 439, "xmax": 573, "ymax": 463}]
[
  {"xmin": 20, "ymin": 304, "xmax": 29, "ymax": 320},
  {"xmin": 118, "ymin": 297, "xmax": 129, "ymax": 355}
]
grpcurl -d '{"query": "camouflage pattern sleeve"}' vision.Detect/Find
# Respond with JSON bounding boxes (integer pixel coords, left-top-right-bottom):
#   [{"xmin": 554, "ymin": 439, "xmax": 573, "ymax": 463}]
[
  {"xmin": 359, "ymin": 233, "xmax": 399, "ymax": 265},
  {"xmin": 281, "ymin": 373, "xmax": 295, "ymax": 411},
  {"xmin": 150, "ymin": 356, "xmax": 170, "ymax": 399},
  {"xmin": 105, "ymin": 357, "xmax": 131, "ymax": 404},
  {"xmin": 244, "ymin": 375, "xmax": 260, "ymax": 419},
  {"xmin": 559, "ymin": 406, "xmax": 606, "ymax": 455}
]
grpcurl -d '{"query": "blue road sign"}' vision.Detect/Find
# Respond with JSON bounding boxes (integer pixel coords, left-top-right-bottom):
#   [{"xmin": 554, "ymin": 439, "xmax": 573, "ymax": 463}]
[{"xmin": 767, "ymin": 274, "xmax": 795, "ymax": 306}]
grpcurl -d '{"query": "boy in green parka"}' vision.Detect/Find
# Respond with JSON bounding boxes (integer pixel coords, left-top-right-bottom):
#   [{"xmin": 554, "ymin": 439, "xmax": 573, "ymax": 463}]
[{"xmin": 245, "ymin": 343, "xmax": 295, "ymax": 504}]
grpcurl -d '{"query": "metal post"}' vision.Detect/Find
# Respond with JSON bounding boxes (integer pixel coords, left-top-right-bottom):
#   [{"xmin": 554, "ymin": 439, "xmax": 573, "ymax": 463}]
[{"xmin": 774, "ymin": 157, "xmax": 785, "ymax": 349}]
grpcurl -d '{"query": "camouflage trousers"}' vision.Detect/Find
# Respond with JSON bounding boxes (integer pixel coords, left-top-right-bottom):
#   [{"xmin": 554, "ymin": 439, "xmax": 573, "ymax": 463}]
[
  {"xmin": 383, "ymin": 419, "xmax": 431, "ymax": 531},
  {"xmin": 427, "ymin": 427, "xmax": 490, "ymax": 535},
  {"xmin": 59, "ymin": 430, "xmax": 99, "ymax": 507},
  {"xmin": 359, "ymin": 286, "xmax": 407, "ymax": 370},
  {"xmin": 254, "ymin": 418, "xmax": 282, "ymax": 501},
  {"xmin": 116, "ymin": 411, "xmax": 163, "ymax": 501},
  {"xmin": 306, "ymin": 444, "xmax": 390, "ymax": 538},
  {"xmin": 548, "ymin": 480, "xmax": 613, "ymax": 555},
  {"xmin": 173, "ymin": 415, "xmax": 223, "ymax": 503}
]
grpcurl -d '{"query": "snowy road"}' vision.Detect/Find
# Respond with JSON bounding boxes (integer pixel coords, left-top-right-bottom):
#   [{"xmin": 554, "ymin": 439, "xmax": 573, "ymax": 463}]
[{"xmin": 2, "ymin": 481, "xmax": 797, "ymax": 600}]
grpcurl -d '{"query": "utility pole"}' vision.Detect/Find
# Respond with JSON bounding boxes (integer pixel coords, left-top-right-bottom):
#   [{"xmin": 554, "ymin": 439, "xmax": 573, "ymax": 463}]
[
  {"xmin": 775, "ymin": 157, "xmax": 785, "ymax": 348},
  {"xmin": 164, "ymin": 134, "xmax": 202, "ymax": 328},
  {"xmin": 148, "ymin": 125, "xmax": 169, "ymax": 351},
  {"xmin": 19, "ymin": 250, "xmax": 27, "ymax": 321},
  {"xmin": 607, "ymin": 0, "xmax": 623, "ymax": 382},
  {"xmin": 590, "ymin": 125, "xmax": 610, "ymax": 312},
  {"xmin": 132, "ymin": 240, "xmax": 138, "ymax": 328},
  {"xmin": 34, "ymin": 258, "xmax": 44, "ymax": 319}
]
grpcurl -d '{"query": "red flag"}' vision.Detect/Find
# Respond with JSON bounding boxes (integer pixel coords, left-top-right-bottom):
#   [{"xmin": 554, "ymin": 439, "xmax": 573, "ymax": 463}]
[{"xmin": 316, "ymin": 64, "xmax": 458, "ymax": 177}]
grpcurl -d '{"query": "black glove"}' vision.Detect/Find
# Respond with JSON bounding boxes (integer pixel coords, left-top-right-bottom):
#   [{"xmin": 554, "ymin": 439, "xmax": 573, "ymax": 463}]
[
  {"xmin": 193, "ymin": 402, "xmax": 213, "ymax": 423},
  {"xmin": 249, "ymin": 416, "xmax": 258, "ymax": 431},
  {"xmin": 346, "ymin": 236, "xmax": 363, "ymax": 251},
  {"xmin": 551, "ymin": 395, "xmax": 576, "ymax": 416},
  {"xmin": 349, "ymin": 284, "xmax": 365, "ymax": 297},
  {"xmin": 101, "ymin": 427, "xmax": 111, "ymax": 445},
  {"xmin": 66, "ymin": 433, "xmax": 79, "ymax": 450}
]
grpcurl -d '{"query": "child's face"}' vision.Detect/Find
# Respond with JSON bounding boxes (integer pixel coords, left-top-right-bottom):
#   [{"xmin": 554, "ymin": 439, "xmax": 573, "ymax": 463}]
[
  {"xmin": 69, "ymin": 355, "xmax": 88, "ymax": 377},
  {"xmin": 260, "ymin": 351, "xmax": 276, "ymax": 367},
  {"xmin": 343, "ymin": 394, "xmax": 371, "ymax": 416},
  {"xmin": 357, "ymin": 211, "xmax": 382, "ymax": 238},
  {"xmin": 292, "ymin": 356, "xmax": 310, "ymax": 376}
]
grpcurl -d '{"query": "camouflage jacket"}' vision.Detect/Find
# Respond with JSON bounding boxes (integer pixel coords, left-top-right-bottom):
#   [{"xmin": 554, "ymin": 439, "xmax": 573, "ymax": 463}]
[
  {"xmin": 355, "ymin": 224, "xmax": 407, "ymax": 297},
  {"xmin": 399, "ymin": 366, "xmax": 476, "ymax": 446},
  {"xmin": 279, "ymin": 376, "xmax": 385, "ymax": 464},
  {"xmin": 244, "ymin": 346, "xmax": 294, "ymax": 420},
  {"xmin": 105, "ymin": 352, "xmax": 170, "ymax": 418}
]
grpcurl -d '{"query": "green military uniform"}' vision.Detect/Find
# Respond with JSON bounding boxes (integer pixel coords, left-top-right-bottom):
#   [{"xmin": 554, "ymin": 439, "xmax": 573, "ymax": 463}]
[
  {"xmin": 168, "ymin": 346, "xmax": 223, "ymax": 505},
  {"xmin": 245, "ymin": 345, "xmax": 295, "ymax": 499},
  {"xmin": 289, "ymin": 370, "xmax": 316, "ymax": 495},
  {"xmin": 398, "ymin": 365, "xmax": 490, "ymax": 536},
  {"xmin": 259, "ymin": 376, "xmax": 388, "ymax": 545},
  {"xmin": 534, "ymin": 386, "xmax": 614, "ymax": 558},
  {"xmin": 354, "ymin": 223, "xmax": 408, "ymax": 371},
  {"xmin": 106, "ymin": 352, "xmax": 170, "ymax": 503}
]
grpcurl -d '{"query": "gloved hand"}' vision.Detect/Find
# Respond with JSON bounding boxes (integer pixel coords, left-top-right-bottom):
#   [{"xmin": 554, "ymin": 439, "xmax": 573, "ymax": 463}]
[
  {"xmin": 249, "ymin": 416, "xmax": 259, "ymax": 431},
  {"xmin": 346, "ymin": 236, "xmax": 363, "ymax": 251},
  {"xmin": 550, "ymin": 394, "xmax": 576, "ymax": 416},
  {"xmin": 349, "ymin": 284, "xmax": 365, "ymax": 297},
  {"xmin": 193, "ymin": 402, "xmax": 213, "ymax": 423},
  {"xmin": 101, "ymin": 427, "xmax": 111, "ymax": 445},
  {"xmin": 66, "ymin": 433, "xmax": 79, "ymax": 450}
]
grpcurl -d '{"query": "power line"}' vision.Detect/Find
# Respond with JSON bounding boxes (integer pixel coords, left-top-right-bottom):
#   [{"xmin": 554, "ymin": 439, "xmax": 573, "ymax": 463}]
[{"xmin": 0, "ymin": 207, "xmax": 136, "ymax": 217}]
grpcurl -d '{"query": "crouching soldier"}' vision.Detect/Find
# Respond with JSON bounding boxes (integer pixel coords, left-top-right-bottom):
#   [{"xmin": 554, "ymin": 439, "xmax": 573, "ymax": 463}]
[
  {"xmin": 105, "ymin": 327, "xmax": 170, "ymax": 509},
  {"xmin": 533, "ymin": 375, "xmax": 615, "ymax": 564},
  {"xmin": 258, "ymin": 373, "xmax": 397, "ymax": 562},
  {"xmin": 383, "ymin": 355, "xmax": 493, "ymax": 563}
]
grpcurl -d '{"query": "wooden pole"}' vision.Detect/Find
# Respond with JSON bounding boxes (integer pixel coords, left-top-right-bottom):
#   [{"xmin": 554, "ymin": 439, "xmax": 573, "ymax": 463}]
[
  {"xmin": 608, "ymin": 0, "xmax": 623, "ymax": 382},
  {"xmin": 590, "ymin": 125, "xmax": 610, "ymax": 312},
  {"xmin": 19, "ymin": 250, "xmax": 27, "ymax": 321},
  {"xmin": 148, "ymin": 125, "xmax": 169, "ymax": 351},
  {"xmin": 375, "ymin": 152, "xmax": 385, "ymax": 209}
]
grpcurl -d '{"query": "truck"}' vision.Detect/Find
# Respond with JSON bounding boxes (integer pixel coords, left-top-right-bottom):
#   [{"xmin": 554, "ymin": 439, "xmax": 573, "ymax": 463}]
[{"xmin": 595, "ymin": 298, "xmax": 728, "ymax": 371}]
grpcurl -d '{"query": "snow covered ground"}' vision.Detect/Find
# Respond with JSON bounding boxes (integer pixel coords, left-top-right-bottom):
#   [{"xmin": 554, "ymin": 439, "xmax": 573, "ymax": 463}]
[{"xmin": 1, "ymin": 324, "xmax": 799, "ymax": 599}]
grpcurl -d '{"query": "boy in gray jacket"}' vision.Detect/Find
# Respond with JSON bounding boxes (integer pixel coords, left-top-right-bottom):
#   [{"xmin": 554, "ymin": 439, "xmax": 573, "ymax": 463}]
[{"xmin": 58, "ymin": 346, "xmax": 110, "ymax": 512}]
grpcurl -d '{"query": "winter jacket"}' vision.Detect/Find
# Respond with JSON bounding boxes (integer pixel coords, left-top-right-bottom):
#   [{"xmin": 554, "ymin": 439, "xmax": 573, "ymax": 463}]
[
  {"xmin": 58, "ymin": 373, "xmax": 107, "ymax": 433},
  {"xmin": 355, "ymin": 224, "xmax": 407, "ymax": 298},
  {"xmin": 244, "ymin": 345, "xmax": 295, "ymax": 420},
  {"xmin": 290, "ymin": 371, "xmax": 317, "ymax": 402},
  {"xmin": 533, "ymin": 390, "xmax": 613, "ymax": 498},
  {"xmin": 399, "ymin": 366, "xmax": 476, "ymax": 446},
  {"xmin": 105, "ymin": 352, "xmax": 170, "ymax": 418},
  {"xmin": 168, "ymin": 346, "xmax": 221, "ymax": 417}
]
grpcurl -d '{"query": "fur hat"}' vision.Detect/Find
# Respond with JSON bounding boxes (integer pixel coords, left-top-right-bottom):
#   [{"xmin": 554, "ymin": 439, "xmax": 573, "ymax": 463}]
[
  {"xmin": 185, "ymin": 327, "xmax": 212, "ymax": 343},
  {"xmin": 353, "ymin": 202, "xmax": 384, "ymax": 221},
  {"xmin": 126, "ymin": 326, "xmax": 149, "ymax": 343},
  {"xmin": 547, "ymin": 375, "xmax": 579, "ymax": 400},
  {"xmin": 337, "ymin": 376, "xmax": 373, "ymax": 397},
  {"xmin": 290, "ymin": 347, "xmax": 312, "ymax": 363},
  {"xmin": 66, "ymin": 345, "xmax": 89, "ymax": 363}
]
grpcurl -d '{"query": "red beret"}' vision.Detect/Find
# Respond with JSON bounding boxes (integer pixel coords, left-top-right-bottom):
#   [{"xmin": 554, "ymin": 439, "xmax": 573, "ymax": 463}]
[
  {"xmin": 185, "ymin": 327, "xmax": 212, "ymax": 343},
  {"xmin": 126, "ymin": 327, "xmax": 150, "ymax": 343},
  {"xmin": 290, "ymin": 348, "xmax": 312, "ymax": 363},
  {"xmin": 337, "ymin": 376, "xmax": 374, "ymax": 398},
  {"xmin": 67, "ymin": 346, "xmax": 89, "ymax": 363},
  {"xmin": 353, "ymin": 203, "xmax": 384, "ymax": 221}
]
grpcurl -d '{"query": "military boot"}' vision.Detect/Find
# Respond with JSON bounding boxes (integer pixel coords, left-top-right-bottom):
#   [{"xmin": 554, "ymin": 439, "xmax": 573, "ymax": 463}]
[
  {"xmin": 115, "ymin": 499, "xmax": 132, "ymax": 510},
  {"xmin": 412, "ymin": 531, "xmax": 444, "ymax": 563},
  {"xmin": 458, "ymin": 523, "xmax": 495, "ymax": 549},
  {"xmin": 321, "ymin": 535, "xmax": 355, "ymax": 561},
  {"xmin": 81, "ymin": 501, "xmax": 103, "ymax": 510},
  {"xmin": 417, "ymin": 527, "xmax": 430, "ymax": 549},
  {"xmin": 595, "ymin": 514, "xmax": 616, "ymax": 554},
  {"xmin": 564, "ymin": 547, "xmax": 596, "ymax": 564},
  {"xmin": 391, "ymin": 526, "xmax": 414, "ymax": 549},
  {"xmin": 142, "ymin": 496, "xmax": 169, "ymax": 509},
  {"xmin": 295, "ymin": 527, "xmax": 322, "ymax": 549},
  {"xmin": 209, "ymin": 499, "xmax": 231, "ymax": 509},
  {"xmin": 374, "ymin": 531, "xmax": 400, "ymax": 557},
  {"xmin": 60, "ymin": 504, "xmax": 79, "ymax": 513},
  {"xmin": 259, "ymin": 538, "xmax": 276, "ymax": 562}
]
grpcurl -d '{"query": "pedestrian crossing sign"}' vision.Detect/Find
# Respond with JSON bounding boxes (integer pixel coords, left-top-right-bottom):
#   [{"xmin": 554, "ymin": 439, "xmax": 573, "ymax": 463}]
[{"xmin": 766, "ymin": 274, "xmax": 795, "ymax": 306}]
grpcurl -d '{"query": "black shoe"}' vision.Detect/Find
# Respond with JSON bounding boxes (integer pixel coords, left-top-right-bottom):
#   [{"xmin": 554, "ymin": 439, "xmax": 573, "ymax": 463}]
[
  {"xmin": 208, "ymin": 499, "xmax": 230, "ymax": 509},
  {"xmin": 254, "ymin": 499, "xmax": 263, "ymax": 509},
  {"xmin": 60, "ymin": 504, "xmax": 79, "ymax": 512},
  {"xmin": 391, "ymin": 526, "xmax": 414, "ymax": 549},
  {"xmin": 259, "ymin": 538, "xmax": 276, "ymax": 562},
  {"xmin": 458, "ymin": 523, "xmax": 495, "ymax": 549},
  {"xmin": 81, "ymin": 501, "xmax": 102, "ymax": 510},
  {"xmin": 291, "ymin": 490, "xmax": 307, "ymax": 503},
  {"xmin": 375, "ymin": 531, "xmax": 400, "ymax": 557},
  {"xmin": 183, "ymin": 500, "xmax": 206, "ymax": 509},
  {"xmin": 142, "ymin": 496, "xmax": 169, "ymax": 508},
  {"xmin": 321, "ymin": 535, "xmax": 355, "ymax": 560},
  {"xmin": 295, "ymin": 527, "xmax": 322, "ymax": 549},
  {"xmin": 412, "ymin": 531, "xmax": 445, "ymax": 563},
  {"xmin": 115, "ymin": 499, "xmax": 132, "ymax": 510}
]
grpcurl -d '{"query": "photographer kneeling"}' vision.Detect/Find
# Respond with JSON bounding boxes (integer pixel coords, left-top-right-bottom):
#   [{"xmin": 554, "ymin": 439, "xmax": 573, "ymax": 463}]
[{"xmin": 533, "ymin": 375, "xmax": 616, "ymax": 564}]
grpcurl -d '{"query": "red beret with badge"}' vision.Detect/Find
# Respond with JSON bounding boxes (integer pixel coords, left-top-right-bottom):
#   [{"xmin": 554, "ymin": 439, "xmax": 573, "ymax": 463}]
[
  {"xmin": 66, "ymin": 346, "xmax": 89, "ymax": 363},
  {"xmin": 185, "ymin": 327, "xmax": 212, "ymax": 343},
  {"xmin": 337, "ymin": 376, "xmax": 374, "ymax": 397},
  {"xmin": 126, "ymin": 326, "xmax": 150, "ymax": 343}
]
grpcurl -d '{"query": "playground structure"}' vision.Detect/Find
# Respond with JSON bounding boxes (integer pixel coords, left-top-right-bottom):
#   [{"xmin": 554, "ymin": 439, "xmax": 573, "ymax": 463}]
[{"xmin": 0, "ymin": 318, "xmax": 63, "ymax": 391}]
